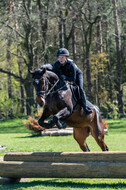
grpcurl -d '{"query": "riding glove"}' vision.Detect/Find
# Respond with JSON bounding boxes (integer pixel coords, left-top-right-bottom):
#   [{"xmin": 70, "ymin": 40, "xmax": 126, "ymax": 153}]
[{"xmin": 60, "ymin": 75, "xmax": 66, "ymax": 80}]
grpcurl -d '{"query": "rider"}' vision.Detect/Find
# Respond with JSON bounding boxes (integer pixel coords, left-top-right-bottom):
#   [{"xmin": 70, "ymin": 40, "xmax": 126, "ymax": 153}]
[{"xmin": 53, "ymin": 48, "xmax": 92, "ymax": 115}]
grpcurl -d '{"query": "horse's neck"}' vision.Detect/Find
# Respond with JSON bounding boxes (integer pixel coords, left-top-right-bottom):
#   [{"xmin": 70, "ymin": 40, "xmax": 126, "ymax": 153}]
[
  {"xmin": 46, "ymin": 71, "xmax": 58, "ymax": 81},
  {"xmin": 46, "ymin": 71, "xmax": 59, "ymax": 90}
]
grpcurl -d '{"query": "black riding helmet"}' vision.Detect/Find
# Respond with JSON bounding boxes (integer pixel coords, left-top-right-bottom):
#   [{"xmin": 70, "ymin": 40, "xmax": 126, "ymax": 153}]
[{"xmin": 56, "ymin": 48, "xmax": 69, "ymax": 57}]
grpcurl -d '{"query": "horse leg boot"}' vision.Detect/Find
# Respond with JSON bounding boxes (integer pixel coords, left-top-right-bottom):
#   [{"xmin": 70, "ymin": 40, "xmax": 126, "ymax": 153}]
[
  {"xmin": 53, "ymin": 116, "xmax": 64, "ymax": 129},
  {"xmin": 80, "ymin": 89, "xmax": 92, "ymax": 115},
  {"xmin": 52, "ymin": 107, "xmax": 72, "ymax": 129},
  {"xmin": 53, "ymin": 116, "xmax": 67, "ymax": 129}
]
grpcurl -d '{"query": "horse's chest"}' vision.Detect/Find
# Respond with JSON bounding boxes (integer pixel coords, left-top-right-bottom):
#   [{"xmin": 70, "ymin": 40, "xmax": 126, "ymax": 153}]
[{"xmin": 46, "ymin": 95, "xmax": 60, "ymax": 113}]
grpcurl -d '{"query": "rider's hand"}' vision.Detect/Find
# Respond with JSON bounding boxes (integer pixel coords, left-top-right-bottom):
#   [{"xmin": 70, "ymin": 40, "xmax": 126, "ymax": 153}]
[{"xmin": 60, "ymin": 75, "xmax": 66, "ymax": 80}]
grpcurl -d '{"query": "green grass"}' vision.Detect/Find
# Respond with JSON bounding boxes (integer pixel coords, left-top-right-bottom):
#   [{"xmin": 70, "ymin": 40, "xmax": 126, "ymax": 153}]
[
  {"xmin": 0, "ymin": 118, "xmax": 126, "ymax": 189},
  {"xmin": 1, "ymin": 178, "xmax": 126, "ymax": 190},
  {"xmin": 0, "ymin": 118, "xmax": 29, "ymax": 134},
  {"xmin": 0, "ymin": 118, "xmax": 126, "ymax": 153}
]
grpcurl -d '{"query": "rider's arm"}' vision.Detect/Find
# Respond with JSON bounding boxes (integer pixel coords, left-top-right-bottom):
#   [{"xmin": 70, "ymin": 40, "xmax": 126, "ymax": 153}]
[
  {"xmin": 65, "ymin": 64, "xmax": 76, "ymax": 82},
  {"xmin": 53, "ymin": 61, "xmax": 62, "ymax": 78}
]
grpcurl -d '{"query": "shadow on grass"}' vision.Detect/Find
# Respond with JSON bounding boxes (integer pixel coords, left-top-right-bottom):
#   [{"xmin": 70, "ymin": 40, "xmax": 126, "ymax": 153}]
[
  {"xmin": 14, "ymin": 134, "xmax": 43, "ymax": 138},
  {"xmin": 108, "ymin": 121, "xmax": 126, "ymax": 133},
  {"xmin": 0, "ymin": 119, "xmax": 29, "ymax": 134},
  {"xmin": 1, "ymin": 179, "xmax": 126, "ymax": 189},
  {"xmin": 0, "ymin": 125, "xmax": 29, "ymax": 134}
]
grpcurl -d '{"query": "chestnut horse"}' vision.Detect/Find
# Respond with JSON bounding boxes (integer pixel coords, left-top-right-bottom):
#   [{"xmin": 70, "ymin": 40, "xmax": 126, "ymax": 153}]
[{"xmin": 30, "ymin": 67, "xmax": 108, "ymax": 152}]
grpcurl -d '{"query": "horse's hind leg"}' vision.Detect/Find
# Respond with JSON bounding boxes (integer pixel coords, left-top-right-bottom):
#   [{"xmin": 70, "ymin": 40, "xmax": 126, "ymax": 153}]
[
  {"xmin": 94, "ymin": 133, "xmax": 108, "ymax": 151},
  {"xmin": 73, "ymin": 127, "xmax": 90, "ymax": 152}
]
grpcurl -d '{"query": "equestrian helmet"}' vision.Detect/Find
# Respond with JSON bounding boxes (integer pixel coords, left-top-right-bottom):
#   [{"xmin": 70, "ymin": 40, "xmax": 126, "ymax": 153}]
[{"xmin": 56, "ymin": 48, "xmax": 69, "ymax": 57}]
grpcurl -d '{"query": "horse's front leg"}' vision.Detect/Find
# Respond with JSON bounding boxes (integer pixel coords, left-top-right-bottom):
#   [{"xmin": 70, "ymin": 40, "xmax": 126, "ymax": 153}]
[
  {"xmin": 38, "ymin": 107, "xmax": 55, "ymax": 129},
  {"xmin": 52, "ymin": 107, "xmax": 72, "ymax": 129}
]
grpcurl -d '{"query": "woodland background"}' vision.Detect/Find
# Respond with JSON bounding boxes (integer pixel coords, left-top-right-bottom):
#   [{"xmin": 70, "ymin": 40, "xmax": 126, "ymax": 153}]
[{"xmin": 0, "ymin": 0, "xmax": 126, "ymax": 119}]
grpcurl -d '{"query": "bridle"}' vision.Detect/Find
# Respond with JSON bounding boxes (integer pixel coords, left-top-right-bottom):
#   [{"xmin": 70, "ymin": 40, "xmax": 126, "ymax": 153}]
[{"xmin": 34, "ymin": 76, "xmax": 59, "ymax": 98}]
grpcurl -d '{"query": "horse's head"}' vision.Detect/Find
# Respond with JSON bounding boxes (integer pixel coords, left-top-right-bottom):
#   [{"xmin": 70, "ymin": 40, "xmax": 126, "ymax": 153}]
[
  {"xmin": 30, "ymin": 66, "xmax": 59, "ymax": 107},
  {"xmin": 29, "ymin": 68, "xmax": 49, "ymax": 107}
]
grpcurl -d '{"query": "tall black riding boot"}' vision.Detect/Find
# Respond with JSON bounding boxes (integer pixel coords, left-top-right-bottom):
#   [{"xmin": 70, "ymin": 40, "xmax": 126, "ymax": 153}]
[
  {"xmin": 81, "ymin": 101, "xmax": 93, "ymax": 115},
  {"xmin": 80, "ymin": 90, "xmax": 92, "ymax": 115}
]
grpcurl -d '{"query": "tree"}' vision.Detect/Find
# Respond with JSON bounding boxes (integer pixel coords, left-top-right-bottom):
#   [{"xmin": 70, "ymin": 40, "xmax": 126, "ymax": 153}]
[
  {"xmin": 0, "ymin": 0, "xmax": 125, "ymax": 118},
  {"xmin": 112, "ymin": 0, "xmax": 124, "ymax": 113},
  {"xmin": 80, "ymin": 2, "xmax": 100, "ymax": 101}
]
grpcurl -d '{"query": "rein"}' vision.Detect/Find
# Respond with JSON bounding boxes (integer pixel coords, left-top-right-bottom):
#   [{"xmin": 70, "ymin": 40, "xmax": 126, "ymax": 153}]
[
  {"xmin": 36, "ymin": 78, "xmax": 60, "ymax": 97},
  {"xmin": 45, "ymin": 79, "xmax": 60, "ymax": 97},
  {"xmin": 36, "ymin": 76, "xmax": 74, "ymax": 98}
]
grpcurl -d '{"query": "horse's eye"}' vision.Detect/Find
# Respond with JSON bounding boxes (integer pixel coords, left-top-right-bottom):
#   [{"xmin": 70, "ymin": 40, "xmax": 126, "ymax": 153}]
[{"xmin": 34, "ymin": 79, "xmax": 39, "ymax": 84}]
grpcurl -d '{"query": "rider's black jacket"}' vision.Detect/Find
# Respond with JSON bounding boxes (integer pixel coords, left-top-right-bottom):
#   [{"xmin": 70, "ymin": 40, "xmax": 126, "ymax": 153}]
[
  {"xmin": 53, "ymin": 59, "xmax": 82, "ymax": 83},
  {"xmin": 53, "ymin": 59, "xmax": 89, "ymax": 110}
]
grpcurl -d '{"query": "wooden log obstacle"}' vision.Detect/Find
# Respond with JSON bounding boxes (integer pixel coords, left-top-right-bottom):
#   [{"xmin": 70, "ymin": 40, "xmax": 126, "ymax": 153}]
[{"xmin": 0, "ymin": 151, "xmax": 126, "ymax": 182}]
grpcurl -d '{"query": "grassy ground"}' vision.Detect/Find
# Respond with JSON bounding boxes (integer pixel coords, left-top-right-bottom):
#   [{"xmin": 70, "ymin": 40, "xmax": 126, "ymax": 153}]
[
  {"xmin": 0, "ymin": 178, "xmax": 126, "ymax": 190},
  {"xmin": 0, "ymin": 118, "xmax": 126, "ymax": 189},
  {"xmin": 0, "ymin": 118, "xmax": 126, "ymax": 153}
]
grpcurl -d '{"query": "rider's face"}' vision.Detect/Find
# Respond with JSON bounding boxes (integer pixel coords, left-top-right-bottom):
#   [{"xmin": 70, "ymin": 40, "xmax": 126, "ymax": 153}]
[{"xmin": 58, "ymin": 55, "xmax": 67, "ymax": 65}]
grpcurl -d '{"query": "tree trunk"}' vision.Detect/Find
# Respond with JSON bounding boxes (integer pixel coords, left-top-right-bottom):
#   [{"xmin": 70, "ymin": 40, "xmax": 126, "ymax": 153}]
[
  {"xmin": 23, "ymin": 0, "xmax": 35, "ymax": 115},
  {"xmin": 59, "ymin": 0, "xmax": 64, "ymax": 48},
  {"xmin": 12, "ymin": 1, "xmax": 26, "ymax": 114},
  {"xmin": 7, "ymin": 0, "xmax": 13, "ymax": 100},
  {"xmin": 24, "ymin": 75, "xmax": 35, "ymax": 115},
  {"xmin": 85, "ymin": 50, "xmax": 93, "ymax": 100},
  {"xmin": 112, "ymin": 0, "xmax": 124, "ymax": 113},
  {"xmin": 37, "ymin": 0, "xmax": 49, "ymax": 64},
  {"xmin": 7, "ymin": 32, "xmax": 13, "ymax": 100},
  {"xmin": 81, "ymin": 19, "xmax": 93, "ymax": 101},
  {"xmin": 97, "ymin": 17, "xmax": 103, "ymax": 53},
  {"xmin": 17, "ymin": 50, "xmax": 26, "ymax": 114},
  {"xmin": 35, "ymin": 4, "xmax": 40, "ymax": 68},
  {"xmin": 72, "ymin": 22, "xmax": 77, "ymax": 61}
]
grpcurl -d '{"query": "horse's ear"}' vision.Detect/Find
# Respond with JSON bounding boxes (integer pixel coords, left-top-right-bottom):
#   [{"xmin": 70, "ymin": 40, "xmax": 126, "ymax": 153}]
[
  {"xmin": 28, "ymin": 69, "xmax": 34, "ymax": 75},
  {"xmin": 41, "ymin": 68, "xmax": 46, "ymax": 75}
]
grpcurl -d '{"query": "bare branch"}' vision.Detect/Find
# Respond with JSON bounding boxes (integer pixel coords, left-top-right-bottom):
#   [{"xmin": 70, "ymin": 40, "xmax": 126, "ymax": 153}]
[
  {"xmin": 8, "ymin": 49, "xmax": 28, "ymax": 67},
  {"xmin": 0, "ymin": 68, "xmax": 24, "ymax": 81},
  {"xmin": 81, "ymin": 11, "xmax": 100, "ymax": 25},
  {"xmin": 18, "ymin": 49, "xmax": 29, "ymax": 67},
  {"xmin": 0, "ymin": 21, "xmax": 25, "ymax": 39}
]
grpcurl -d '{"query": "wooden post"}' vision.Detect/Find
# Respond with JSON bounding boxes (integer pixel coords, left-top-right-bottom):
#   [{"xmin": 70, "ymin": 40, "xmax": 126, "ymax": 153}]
[
  {"xmin": 0, "ymin": 151, "xmax": 126, "ymax": 180},
  {"xmin": 4, "ymin": 151, "xmax": 126, "ymax": 162}
]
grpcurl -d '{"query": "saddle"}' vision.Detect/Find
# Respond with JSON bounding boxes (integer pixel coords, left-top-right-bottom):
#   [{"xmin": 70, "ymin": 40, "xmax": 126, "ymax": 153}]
[
  {"xmin": 69, "ymin": 82, "xmax": 81, "ymax": 102},
  {"xmin": 69, "ymin": 82, "xmax": 95, "ymax": 112}
]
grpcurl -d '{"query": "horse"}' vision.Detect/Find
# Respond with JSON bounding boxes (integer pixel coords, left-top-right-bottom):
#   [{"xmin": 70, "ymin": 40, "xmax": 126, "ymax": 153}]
[{"xmin": 30, "ymin": 66, "xmax": 109, "ymax": 152}]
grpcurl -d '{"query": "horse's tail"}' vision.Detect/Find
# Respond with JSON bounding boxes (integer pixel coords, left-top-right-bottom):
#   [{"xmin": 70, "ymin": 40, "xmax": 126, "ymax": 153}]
[
  {"xmin": 94, "ymin": 105, "xmax": 109, "ymax": 130},
  {"xmin": 94, "ymin": 106, "xmax": 105, "ymax": 139}
]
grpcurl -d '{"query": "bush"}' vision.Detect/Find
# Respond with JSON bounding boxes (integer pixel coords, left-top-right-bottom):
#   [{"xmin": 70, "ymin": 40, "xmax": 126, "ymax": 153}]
[
  {"xmin": 100, "ymin": 101, "xmax": 118, "ymax": 119},
  {"xmin": 0, "ymin": 96, "xmax": 23, "ymax": 119}
]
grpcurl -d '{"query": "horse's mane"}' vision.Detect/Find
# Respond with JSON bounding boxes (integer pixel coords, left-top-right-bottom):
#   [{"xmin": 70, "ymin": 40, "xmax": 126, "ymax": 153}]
[
  {"xmin": 41, "ymin": 64, "xmax": 59, "ymax": 81},
  {"xmin": 45, "ymin": 70, "xmax": 58, "ymax": 80},
  {"xmin": 40, "ymin": 64, "xmax": 53, "ymax": 71}
]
